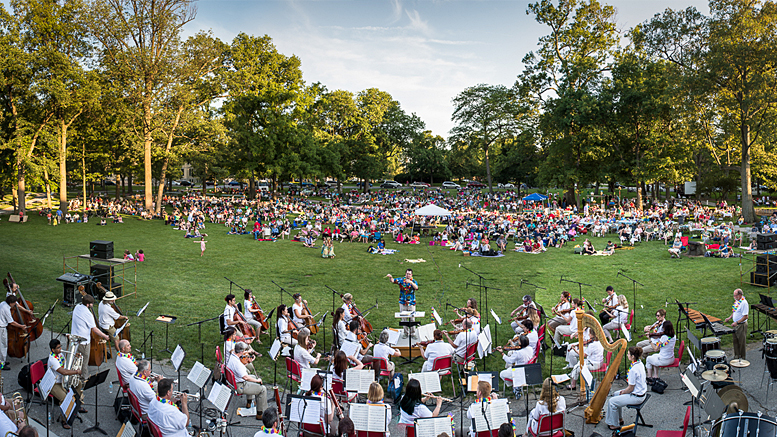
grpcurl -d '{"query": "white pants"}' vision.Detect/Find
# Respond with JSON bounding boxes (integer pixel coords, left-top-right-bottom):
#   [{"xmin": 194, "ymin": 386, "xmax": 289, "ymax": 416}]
[
  {"xmin": 636, "ymin": 339, "xmax": 655, "ymax": 355},
  {"xmin": 605, "ymin": 393, "xmax": 645, "ymax": 427},
  {"xmin": 646, "ymin": 354, "xmax": 673, "ymax": 370},
  {"xmin": 500, "ymin": 368, "xmax": 517, "ymax": 386},
  {"xmin": 510, "ymin": 321, "xmax": 522, "ymax": 335},
  {"xmin": 565, "ymin": 344, "xmax": 580, "ymax": 368},
  {"xmin": 570, "ymin": 360, "xmax": 598, "ymax": 382},
  {"xmin": 602, "ymin": 321, "xmax": 622, "ymax": 341},
  {"xmin": 400, "ymin": 303, "xmax": 416, "ymax": 336},
  {"xmin": 554, "ymin": 325, "xmax": 574, "ymax": 345},
  {"xmin": 0, "ymin": 327, "xmax": 7, "ymax": 363}
]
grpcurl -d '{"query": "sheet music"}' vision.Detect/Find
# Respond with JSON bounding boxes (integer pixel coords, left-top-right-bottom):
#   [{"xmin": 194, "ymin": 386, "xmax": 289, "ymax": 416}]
[
  {"xmin": 340, "ymin": 340, "xmax": 361, "ymax": 358},
  {"xmin": 349, "ymin": 403, "xmax": 390, "ymax": 432},
  {"xmin": 467, "ymin": 373, "xmax": 494, "ymax": 392},
  {"xmin": 581, "ymin": 365, "xmax": 593, "ymax": 387},
  {"xmin": 477, "ymin": 325, "xmax": 492, "ymax": 358},
  {"xmin": 620, "ymin": 323, "xmax": 632, "ymax": 342},
  {"xmin": 511, "ymin": 367, "xmax": 527, "ymax": 387},
  {"xmin": 136, "ymin": 301, "xmax": 150, "ymax": 317},
  {"xmin": 470, "ymin": 398, "xmax": 509, "ymax": 431},
  {"xmin": 490, "ymin": 309, "xmax": 501, "ymax": 325},
  {"xmin": 187, "ymin": 361, "xmax": 211, "ymax": 389},
  {"xmin": 416, "ymin": 323, "xmax": 436, "ymax": 343},
  {"xmin": 431, "ymin": 307, "xmax": 442, "ymax": 326},
  {"xmin": 415, "ymin": 416, "xmax": 453, "ymax": 437},
  {"xmin": 345, "ymin": 369, "xmax": 374, "ymax": 393},
  {"xmin": 288, "ymin": 396, "xmax": 322, "ymax": 425},
  {"xmin": 118, "ymin": 421, "xmax": 136, "ymax": 437},
  {"xmin": 395, "ymin": 311, "xmax": 426, "ymax": 318},
  {"xmin": 300, "ymin": 369, "xmax": 318, "ymax": 392},
  {"xmin": 40, "ymin": 368, "xmax": 56, "ymax": 398},
  {"xmin": 171, "ymin": 345, "xmax": 185, "ymax": 371},
  {"xmin": 551, "ymin": 374, "xmax": 570, "ymax": 384},
  {"xmin": 385, "ymin": 328, "xmax": 401, "ymax": 346},
  {"xmin": 207, "ymin": 381, "xmax": 231, "ymax": 412},
  {"xmin": 409, "ymin": 372, "xmax": 442, "ymax": 393},
  {"xmin": 681, "ymin": 372, "xmax": 699, "ymax": 398},
  {"xmin": 269, "ymin": 339, "xmax": 282, "ymax": 361},
  {"xmin": 61, "ymin": 388, "xmax": 76, "ymax": 420},
  {"xmin": 116, "ymin": 320, "xmax": 129, "ymax": 338}
]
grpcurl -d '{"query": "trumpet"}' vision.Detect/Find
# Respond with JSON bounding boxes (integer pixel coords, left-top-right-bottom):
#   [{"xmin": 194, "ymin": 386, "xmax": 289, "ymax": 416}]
[
  {"xmin": 173, "ymin": 391, "xmax": 200, "ymax": 402},
  {"xmin": 424, "ymin": 392, "xmax": 454, "ymax": 403}
]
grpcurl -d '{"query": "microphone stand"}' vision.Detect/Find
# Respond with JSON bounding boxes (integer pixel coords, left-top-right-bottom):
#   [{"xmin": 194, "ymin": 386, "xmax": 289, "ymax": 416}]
[
  {"xmin": 560, "ymin": 276, "xmax": 592, "ymax": 301},
  {"xmin": 186, "ymin": 315, "xmax": 220, "ymax": 364},
  {"xmin": 459, "ymin": 264, "xmax": 492, "ymax": 328},
  {"xmin": 616, "ymin": 271, "xmax": 644, "ymax": 334},
  {"xmin": 465, "ymin": 282, "xmax": 500, "ymax": 371}
]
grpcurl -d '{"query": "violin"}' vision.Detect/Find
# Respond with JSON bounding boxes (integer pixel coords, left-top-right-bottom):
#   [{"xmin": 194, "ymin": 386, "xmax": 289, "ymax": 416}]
[
  {"xmin": 356, "ymin": 332, "xmax": 371, "ymax": 349},
  {"xmin": 239, "ymin": 350, "xmax": 260, "ymax": 365}
]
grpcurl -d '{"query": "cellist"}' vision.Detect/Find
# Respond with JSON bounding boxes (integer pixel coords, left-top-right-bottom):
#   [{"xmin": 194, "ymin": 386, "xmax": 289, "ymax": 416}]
[
  {"xmin": 71, "ymin": 295, "xmax": 110, "ymax": 381},
  {"xmin": 243, "ymin": 290, "xmax": 266, "ymax": 337},
  {"xmin": 0, "ymin": 296, "xmax": 31, "ymax": 370},
  {"xmin": 98, "ymin": 292, "xmax": 128, "ymax": 352},
  {"xmin": 224, "ymin": 294, "xmax": 252, "ymax": 338},
  {"xmin": 276, "ymin": 305, "xmax": 298, "ymax": 347},
  {"xmin": 291, "ymin": 293, "xmax": 316, "ymax": 331}
]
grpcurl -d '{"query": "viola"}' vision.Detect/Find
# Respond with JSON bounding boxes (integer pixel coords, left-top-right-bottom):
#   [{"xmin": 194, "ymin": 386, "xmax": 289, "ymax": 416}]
[{"xmin": 356, "ymin": 332, "xmax": 371, "ymax": 349}]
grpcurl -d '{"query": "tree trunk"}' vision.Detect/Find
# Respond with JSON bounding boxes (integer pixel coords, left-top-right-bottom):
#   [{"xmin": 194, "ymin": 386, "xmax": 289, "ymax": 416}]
[
  {"xmin": 59, "ymin": 119, "xmax": 68, "ymax": 213},
  {"xmin": 484, "ymin": 145, "xmax": 493, "ymax": 193},
  {"xmin": 143, "ymin": 100, "xmax": 153, "ymax": 211},
  {"xmin": 566, "ymin": 185, "xmax": 576, "ymax": 208},
  {"xmin": 155, "ymin": 106, "xmax": 184, "ymax": 215},
  {"xmin": 82, "ymin": 143, "xmax": 87, "ymax": 211},
  {"xmin": 17, "ymin": 157, "xmax": 26, "ymax": 215},
  {"xmin": 665, "ymin": 182, "xmax": 670, "ymax": 200},
  {"xmin": 249, "ymin": 171, "xmax": 256, "ymax": 200},
  {"xmin": 741, "ymin": 122, "xmax": 755, "ymax": 223},
  {"xmin": 636, "ymin": 181, "xmax": 643, "ymax": 211},
  {"xmin": 128, "ymin": 173, "xmax": 133, "ymax": 195},
  {"xmin": 43, "ymin": 165, "xmax": 53, "ymax": 210}
]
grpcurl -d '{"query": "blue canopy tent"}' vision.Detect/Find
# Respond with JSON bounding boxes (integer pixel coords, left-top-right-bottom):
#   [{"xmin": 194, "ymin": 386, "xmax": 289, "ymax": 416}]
[{"xmin": 522, "ymin": 193, "xmax": 548, "ymax": 202}]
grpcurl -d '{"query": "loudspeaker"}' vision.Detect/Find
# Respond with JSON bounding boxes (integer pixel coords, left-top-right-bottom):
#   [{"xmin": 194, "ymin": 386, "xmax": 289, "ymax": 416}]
[
  {"xmin": 90, "ymin": 264, "xmax": 113, "ymax": 282},
  {"xmin": 90, "ymin": 240, "xmax": 114, "ymax": 259},
  {"xmin": 108, "ymin": 283, "xmax": 122, "ymax": 298},
  {"xmin": 757, "ymin": 233, "xmax": 775, "ymax": 244}
]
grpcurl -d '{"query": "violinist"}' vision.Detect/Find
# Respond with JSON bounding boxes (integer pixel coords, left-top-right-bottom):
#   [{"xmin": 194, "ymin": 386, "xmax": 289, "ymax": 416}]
[
  {"xmin": 225, "ymin": 327, "xmax": 260, "ymax": 374},
  {"xmin": 71, "ymin": 295, "xmax": 110, "ymax": 380},
  {"xmin": 276, "ymin": 305, "xmax": 298, "ymax": 347},
  {"xmin": 419, "ymin": 330, "xmax": 454, "ymax": 372},
  {"xmin": 340, "ymin": 293, "xmax": 354, "ymax": 323},
  {"xmin": 291, "ymin": 293, "xmax": 316, "ymax": 331},
  {"xmin": 243, "ymin": 290, "xmax": 267, "ymax": 337},
  {"xmin": 443, "ymin": 319, "xmax": 477, "ymax": 364},
  {"xmin": 547, "ymin": 291, "xmax": 573, "ymax": 335},
  {"xmin": 294, "ymin": 328, "xmax": 323, "ymax": 369},
  {"xmin": 451, "ymin": 298, "xmax": 480, "ymax": 329},
  {"xmin": 344, "ymin": 320, "xmax": 373, "ymax": 365},
  {"xmin": 332, "ymin": 308, "xmax": 347, "ymax": 349},
  {"xmin": 599, "ymin": 286, "xmax": 619, "ymax": 325},
  {"xmin": 97, "ymin": 292, "xmax": 127, "ymax": 352},
  {"xmin": 509, "ymin": 319, "xmax": 537, "ymax": 351},
  {"xmin": 510, "ymin": 295, "xmax": 537, "ymax": 334},
  {"xmin": 497, "ymin": 335, "xmax": 532, "ymax": 387},
  {"xmin": 635, "ymin": 309, "xmax": 667, "ymax": 354},
  {"xmin": 372, "ymin": 330, "xmax": 400, "ymax": 378},
  {"xmin": 0, "ymin": 296, "xmax": 31, "ymax": 370},
  {"xmin": 226, "ymin": 342, "xmax": 267, "ymax": 421}
]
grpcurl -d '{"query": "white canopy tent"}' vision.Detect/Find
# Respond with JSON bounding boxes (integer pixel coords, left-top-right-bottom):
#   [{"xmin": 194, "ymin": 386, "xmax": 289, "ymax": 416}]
[{"xmin": 413, "ymin": 204, "xmax": 452, "ymax": 216}]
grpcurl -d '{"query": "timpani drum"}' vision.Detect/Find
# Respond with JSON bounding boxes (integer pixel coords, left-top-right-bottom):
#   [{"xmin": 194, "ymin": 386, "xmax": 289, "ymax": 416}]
[
  {"xmin": 711, "ymin": 412, "xmax": 777, "ymax": 437},
  {"xmin": 705, "ymin": 350, "xmax": 727, "ymax": 370},
  {"xmin": 701, "ymin": 336, "xmax": 722, "ymax": 355}
]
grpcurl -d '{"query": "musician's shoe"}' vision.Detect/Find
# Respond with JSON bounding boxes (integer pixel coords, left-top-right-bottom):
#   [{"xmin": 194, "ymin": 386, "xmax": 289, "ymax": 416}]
[
  {"xmin": 246, "ymin": 401, "xmax": 252, "ymax": 409},
  {"xmin": 255, "ymin": 412, "xmax": 263, "ymax": 421},
  {"xmin": 79, "ymin": 407, "xmax": 89, "ymax": 414},
  {"xmin": 646, "ymin": 377, "xmax": 656, "ymax": 385},
  {"xmin": 0, "ymin": 363, "xmax": 9, "ymax": 370},
  {"xmin": 61, "ymin": 419, "xmax": 71, "ymax": 430}
]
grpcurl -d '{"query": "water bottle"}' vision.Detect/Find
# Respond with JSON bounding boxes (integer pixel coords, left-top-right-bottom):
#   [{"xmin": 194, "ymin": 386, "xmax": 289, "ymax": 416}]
[
  {"xmin": 109, "ymin": 381, "xmax": 113, "ymax": 394},
  {"xmin": 47, "ymin": 412, "xmax": 51, "ymax": 424}
]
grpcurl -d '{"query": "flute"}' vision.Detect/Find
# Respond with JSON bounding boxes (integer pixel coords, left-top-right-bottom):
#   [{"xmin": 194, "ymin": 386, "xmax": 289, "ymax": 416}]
[{"xmin": 424, "ymin": 393, "xmax": 454, "ymax": 402}]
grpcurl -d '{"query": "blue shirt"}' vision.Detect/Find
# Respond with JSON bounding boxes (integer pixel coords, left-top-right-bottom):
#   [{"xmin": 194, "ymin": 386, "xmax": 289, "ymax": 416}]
[{"xmin": 395, "ymin": 278, "xmax": 417, "ymax": 306}]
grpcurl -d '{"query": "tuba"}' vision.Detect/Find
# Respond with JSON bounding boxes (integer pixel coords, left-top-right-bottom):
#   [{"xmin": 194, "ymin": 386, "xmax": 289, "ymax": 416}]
[{"xmin": 63, "ymin": 335, "xmax": 86, "ymax": 390}]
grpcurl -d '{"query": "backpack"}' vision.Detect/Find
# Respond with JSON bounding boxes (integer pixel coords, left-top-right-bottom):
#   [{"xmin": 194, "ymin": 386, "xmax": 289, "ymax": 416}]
[
  {"xmin": 652, "ymin": 378, "xmax": 668, "ymax": 394},
  {"xmin": 387, "ymin": 373, "xmax": 404, "ymax": 404}
]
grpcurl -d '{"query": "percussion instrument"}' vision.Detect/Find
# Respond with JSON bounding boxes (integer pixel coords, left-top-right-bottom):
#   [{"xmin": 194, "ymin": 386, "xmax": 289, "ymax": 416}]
[
  {"xmin": 701, "ymin": 337, "xmax": 721, "ymax": 355},
  {"xmin": 764, "ymin": 330, "xmax": 777, "ymax": 340},
  {"xmin": 705, "ymin": 350, "xmax": 727, "ymax": 370},
  {"xmin": 714, "ymin": 364, "xmax": 729, "ymax": 374},
  {"xmin": 711, "ymin": 412, "xmax": 777, "ymax": 437},
  {"xmin": 766, "ymin": 338, "xmax": 777, "ymax": 379},
  {"xmin": 729, "ymin": 359, "xmax": 750, "ymax": 368},
  {"xmin": 702, "ymin": 369, "xmax": 728, "ymax": 382},
  {"xmin": 717, "ymin": 385, "xmax": 748, "ymax": 413}
]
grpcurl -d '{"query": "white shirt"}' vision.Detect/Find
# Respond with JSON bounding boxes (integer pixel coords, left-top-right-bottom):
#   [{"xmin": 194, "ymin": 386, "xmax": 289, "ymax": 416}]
[
  {"xmin": 223, "ymin": 304, "xmax": 236, "ymax": 322},
  {"xmin": 0, "ymin": 302, "xmax": 14, "ymax": 328},
  {"xmin": 277, "ymin": 317, "xmax": 293, "ymax": 344},
  {"xmin": 422, "ymin": 341, "xmax": 455, "ymax": 372},
  {"xmin": 341, "ymin": 303, "xmax": 353, "ymax": 323},
  {"xmin": 291, "ymin": 303, "xmax": 305, "ymax": 325},
  {"xmin": 72, "ymin": 304, "xmax": 96, "ymax": 344},
  {"xmin": 48, "ymin": 353, "xmax": 65, "ymax": 384},
  {"xmin": 503, "ymin": 347, "xmax": 533, "ymax": 368},
  {"xmin": 128, "ymin": 374, "xmax": 156, "ymax": 415},
  {"xmin": 584, "ymin": 341, "xmax": 604, "ymax": 368},
  {"xmin": 226, "ymin": 353, "xmax": 249, "ymax": 383},
  {"xmin": 733, "ymin": 297, "xmax": 749, "ymax": 324},
  {"xmin": 98, "ymin": 301, "xmax": 121, "ymax": 330},
  {"xmin": 294, "ymin": 344, "xmax": 316, "ymax": 369},
  {"xmin": 0, "ymin": 401, "xmax": 17, "ymax": 437},
  {"xmin": 148, "ymin": 398, "xmax": 188, "ymax": 437},
  {"xmin": 116, "ymin": 354, "xmax": 138, "ymax": 383},
  {"xmin": 628, "ymin": 360, "xmax": 648, "ymax": 396},
  {"xmin": 373, "ymin": 343, "xmax": 397, "ymax": 360},
  {"xmin": 453, "ymin": 330, "xmax": 478, "ymax": 358},
  {"xmin": 527, "ymin": 397, "xmax": 566, "ymax": 434},
  {"xmin": 334, "ymin": 320, "xmax": 347, "ymax": 347},
  {"xmin": 244, "ymin": 300, "xmax": 255, "ymax": 321},
  {"xmin": 399, "ymin": 403, "xmax": 432, "ymax": 424},
  {"xmin": 614, "ymin": 306, "xmax": 629, "ymax": 324},
  {"xmin": 654, "ymin": 335, "xmax": 676, "ymax": 361},
  {"xmin": 526, "ymin": 330, "xmax": 538, "ymax": 351},
  {"xmin": 603, "ymin": 293, "xmax": 618, "ymax": 308}
]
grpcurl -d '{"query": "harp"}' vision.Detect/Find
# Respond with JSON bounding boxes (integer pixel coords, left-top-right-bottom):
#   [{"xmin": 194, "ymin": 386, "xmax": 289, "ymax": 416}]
[{"xmin": 575, "ymin": 309, "xmax": 627, "ymax": 424}]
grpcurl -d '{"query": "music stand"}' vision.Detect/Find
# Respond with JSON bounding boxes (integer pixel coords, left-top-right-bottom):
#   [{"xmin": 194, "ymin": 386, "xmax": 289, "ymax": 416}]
[
  {"xmin": 156, "ymin": 315, "xmax": 177, "ymax": 354},
  {"xmin": 285, "ymin": 394, "xmax": 322, "ymax": 436},
  {"xmin": 511, "ymin": 363, "xmax": 543, "ymax": 428},
  {"xmin": 700, "ymin": 383, "xmax": 725, "ymax": 428},
  {"xmin": 83, "ymin": 369, "xmax": 110, "ymax": 434}
]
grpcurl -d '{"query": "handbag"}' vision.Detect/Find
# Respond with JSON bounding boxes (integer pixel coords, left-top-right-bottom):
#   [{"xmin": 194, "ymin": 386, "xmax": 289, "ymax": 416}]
[{"xmin": 651, "ymin": 378, "xmax": 668, "ymax": 394}]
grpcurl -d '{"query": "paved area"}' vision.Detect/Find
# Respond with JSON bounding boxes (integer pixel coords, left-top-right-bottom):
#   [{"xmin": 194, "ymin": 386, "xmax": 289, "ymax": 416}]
[{"xmin": 9, "ymin": 329, "xmax": 777, "ymax": 437}]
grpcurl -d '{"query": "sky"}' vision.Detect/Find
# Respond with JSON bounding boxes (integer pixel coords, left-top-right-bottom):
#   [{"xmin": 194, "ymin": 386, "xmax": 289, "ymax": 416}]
[{"xmin": 184, "ymin": 0, "xmax": 710, "ymax": 138}]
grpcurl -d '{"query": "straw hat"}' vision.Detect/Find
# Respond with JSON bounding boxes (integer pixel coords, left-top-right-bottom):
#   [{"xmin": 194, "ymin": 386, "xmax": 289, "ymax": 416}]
[{"xmin": 103, "ymin": 291, "xmax": 117, "ymax": 301}]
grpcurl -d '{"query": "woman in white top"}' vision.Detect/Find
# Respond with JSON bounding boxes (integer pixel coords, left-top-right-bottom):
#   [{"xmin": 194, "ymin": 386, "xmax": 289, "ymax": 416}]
[
  {"xmin": 243, "ymin": 289, "xmax": 266, "ymax": 337},
  {"xmin": 294, "ymin": 329, "xmax": 321, "ymax": 369},
  {"xmin": 331, "ymin": 308, "xmax": 347, "ymax": 349},
  {"xmin": 276, "ymin": 305, "xmax": 299, "ymax": 347},
  {"xmin": 340, "ymin": 293, "xmax": 354, "ymax": 323},
  {"xmin": 366, "ymin": 382, "xmax": 392, "ymax": 436},
  {"xmin": 527, "ymin": 378, "xmax": 566, "ymax": 435},
  {"xmin": 466, "ymin": 381, "xmax": 499, "ymax": 437},
  {"xmin": 603, "ymin": 295, "xmax": 630, "ymax": 342},
  {"xmin": 646, "ymin": 321, "xmax": 676, "ymax": 381},
  {"xmin": 606, "ymin": 346, "xmax": 647, "ymax": 429},
  {"xmin": 398, "ymin": 379, "xmax": 443, "ymax": 424},
  {"xmin": 497, "ymin": 335, "xmax": 533, "ymax": 386},
  {"xmin": 567, "ymin": 330, "xmax": 603, "ymax": 391},
  {"xmin": 419, "ymin": 330, "xmax": 455, "ymax": 372}
]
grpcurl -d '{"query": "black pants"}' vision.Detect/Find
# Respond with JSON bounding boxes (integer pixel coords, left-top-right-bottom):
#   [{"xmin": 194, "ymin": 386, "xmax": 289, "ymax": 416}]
[{"xmin": 599, "ymin": 311, "xmax": 611, "ymax": 325}]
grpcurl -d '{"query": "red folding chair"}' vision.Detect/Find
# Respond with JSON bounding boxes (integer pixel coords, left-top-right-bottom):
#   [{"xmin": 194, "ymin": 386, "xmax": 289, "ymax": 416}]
[
  {"xmin": 30, "ymin": 360, "xmax": 49, "ymax": 405},
  {"xmin": 528, "ymin": 412, "xmax": 565, "ymax": 437},
  {"xmin": 147, "ymin": 416, "xmax": 163, "ymax": 437},
  {"xmin": 331, "ymin": 379, "xmax": 357, "ymax": 404},
  {"xmin": 476, "ymin": 430, "xmax": 499, "ymax": 437},
  {"xmin": 460, "ymin": 341, "xmax": 479, "ymax": 371},
  {"xmin": 301, "ymin": 421, "xmax": 327, "ymax": 437},
  {"xmin": 114, "ymin": 364, "xmax": 131, "ymax": 417},
  {"xmin": 625, "ymin": 309, "xmax": 634, "ymax": 332},
  {"xmin": 431, "ymin": 355, "xmax": 456, "ymax": 397},
  {"xmin": 285, "ymin": 357, "xmax": 302, "ymax": 394},
  {"xmin": 372, "ymin": 357, "xmax": 392, "ymax": 383},
  {"xmin": 401, "ymin": 424, "xmax": 415, "ymax": 437},
  {"xmin": 656, "ymin": 341, "xmax": 685, "ymax": 377},
  {"xmin": 357, "ymin": 432, "xmax": 387, "ymax": 437},
  {"xmin": 128, "ymin": 390, "xmax": 148, "ymax": 436},
  {"xmin": 656, "ymin": 406, "xmax": 691, "ymax": 437}
]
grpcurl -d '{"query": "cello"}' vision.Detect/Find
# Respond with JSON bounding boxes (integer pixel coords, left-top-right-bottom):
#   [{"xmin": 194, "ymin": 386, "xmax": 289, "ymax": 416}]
[
  {"xmin": 327, "ymin": 286, "xmax": 374, "ymax": 335},
  {"xmin": 248, "ymin": 295, "xmax": 269, "ymax": 331},
  {"xmin": 77, "ymin": 286, "xmax": 107, "ymax": 366},
  {"xmin": 233, "ymin": 306, "xmax": 256, "ymax": 339},
  {"xmin": 97, "ymin": 282, "xmax": 130, "ymax": 342},
  {"xmin": 300, "ymin": 300, "xmax": 319, "ymax": 335}
]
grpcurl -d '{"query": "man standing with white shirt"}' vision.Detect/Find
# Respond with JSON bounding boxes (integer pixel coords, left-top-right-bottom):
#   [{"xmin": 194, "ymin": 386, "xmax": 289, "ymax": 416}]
[
  {"xmin": 71, "ymin": 295, "xmax": 110, "ymax": 380},
  {"xmin": 725, "ymin": 289, "xmax": 749, "ymax": 360}
]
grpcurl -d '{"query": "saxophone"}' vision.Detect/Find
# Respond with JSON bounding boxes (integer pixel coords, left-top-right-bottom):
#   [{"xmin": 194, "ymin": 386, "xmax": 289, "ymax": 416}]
[{"xmin": 63, "ymin": 336, "xmax": 85, "ymax": 390}]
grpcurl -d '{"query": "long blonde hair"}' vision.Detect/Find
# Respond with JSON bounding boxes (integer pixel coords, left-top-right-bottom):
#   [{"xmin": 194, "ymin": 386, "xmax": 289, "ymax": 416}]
[
  {"xmin": 618, "ymin": 294, "xmax": 629, "ymax": 309},
  {"xmin": 538, "ymin": 378, "xmax": 559, "ymax": 412}
]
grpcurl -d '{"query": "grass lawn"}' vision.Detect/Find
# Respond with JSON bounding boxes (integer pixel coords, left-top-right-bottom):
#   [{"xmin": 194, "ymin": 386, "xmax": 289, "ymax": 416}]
[{"xmin": 0, "ymin": 213, "xmax": 758, "ymax": 393}]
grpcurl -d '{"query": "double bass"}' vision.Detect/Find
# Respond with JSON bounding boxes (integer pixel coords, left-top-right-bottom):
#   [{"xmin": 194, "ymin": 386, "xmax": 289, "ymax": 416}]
[
  {"xmin": 97, "ymin": 282, "xmax": 130, "ymax": 342},
  {"xmin": 6, "ymin": 273, "xmax": 40, "ymax": 358}
]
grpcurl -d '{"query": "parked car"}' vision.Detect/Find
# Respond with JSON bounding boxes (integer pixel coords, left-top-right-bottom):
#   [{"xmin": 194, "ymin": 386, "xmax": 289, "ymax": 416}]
[
  {"xmin": 498, "ymin": 183, "xmax": 515, "ymax": 189},
  {"xmin": 410, "ymin": 181, "xmax": 431, "ymax": 188},
  {"xmin": 325, "ymin": 180, "xmax": 339, "ymax": 187},
  {"xmin": 178, "ymin": 180, "xmax": 193, "ymax": 187},
  {"xmin": 467, "ymin": 181, "xmax": 485, "ymax": 189},
  {"xmin": 380, "ymin": 180, "xmax": 402, "ymax": 189},
  {"xmin": 441, "ymin": 181, "xmax": 460, "ymax": 189},
  {"xmin": 228, "ymin": 181, "xmax": 241, "ymax": 187},
  {"xmin": 356, "ymin": 181, "xmax": 373, "ymax": 188}
]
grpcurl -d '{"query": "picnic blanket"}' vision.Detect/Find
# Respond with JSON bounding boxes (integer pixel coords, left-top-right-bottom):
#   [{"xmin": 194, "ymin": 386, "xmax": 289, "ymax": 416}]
[
  {"xmin": 470, "ymin": 253, "xmax": 505, "ymax": 258},
  {"xmin": 404, "ymin": 258, "xmax": 426, "ymax": 263}
]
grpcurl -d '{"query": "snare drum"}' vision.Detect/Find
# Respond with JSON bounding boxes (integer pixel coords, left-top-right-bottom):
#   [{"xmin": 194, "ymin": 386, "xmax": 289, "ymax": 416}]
[
  {"xmin": 711, "ymin": 412, "xmax": 777, "ymax": 437},
  {"xmin": 705, "ymin": 349, "xmax": 727, "ymax": 370},
  {"xmin": 701, "ymin": 336, "xmax": 721, "ymax": 355}
]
